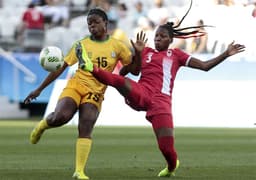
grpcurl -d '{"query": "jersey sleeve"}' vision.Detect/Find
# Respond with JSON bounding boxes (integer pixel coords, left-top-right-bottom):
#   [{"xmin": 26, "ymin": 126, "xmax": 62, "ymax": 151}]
[
  {"xmin": 116, "ymin": 40, "xmax": 132, "ymax": 66},
  {"xmin": 64, "ymin": 42, "xmax": 78, "ymax": 66},
  {"xmin": 173, "ymin": 48, "xmax": 191, "ymax": 66},
  {"xmin": 141, "ymin": 47, "xmax": 151, "ymax": 57}
]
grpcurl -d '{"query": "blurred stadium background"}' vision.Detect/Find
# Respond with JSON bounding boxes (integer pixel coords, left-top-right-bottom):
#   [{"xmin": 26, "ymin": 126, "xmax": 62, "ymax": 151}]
[{"xmin": 0, "ymin": 0, "xmax": 256, "ymax": 127}]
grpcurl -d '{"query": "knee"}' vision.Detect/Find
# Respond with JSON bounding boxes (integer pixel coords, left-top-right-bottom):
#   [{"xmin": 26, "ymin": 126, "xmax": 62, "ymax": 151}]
[
  {"xmin": 47, "ymin": 111, "xmax": 72, "ymax": 126},
  {"xmin": 78, "ymin": 103, "xmax": 99, "ymax": 137},
  {"xmin": 78, "ymin": 117, "xmax": 97, "ymax": 138}
]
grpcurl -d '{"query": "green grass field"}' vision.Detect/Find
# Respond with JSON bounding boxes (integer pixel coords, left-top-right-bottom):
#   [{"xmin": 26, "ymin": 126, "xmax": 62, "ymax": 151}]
[{"xmin": 0, "ymin": 120, "xmax": 255, "ymax": 180}]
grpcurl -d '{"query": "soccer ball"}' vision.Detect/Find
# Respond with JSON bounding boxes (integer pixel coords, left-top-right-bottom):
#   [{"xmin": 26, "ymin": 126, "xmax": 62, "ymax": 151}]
[{"xmin": 39, "ymin": 46, "xmax": 64, "ymax": 72}]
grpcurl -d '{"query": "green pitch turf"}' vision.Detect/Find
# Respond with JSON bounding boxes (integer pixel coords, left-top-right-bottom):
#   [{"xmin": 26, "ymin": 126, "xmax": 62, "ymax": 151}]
[{"xmin": 0, "ymin": 120, "xmax": 255, "ymax": 180}]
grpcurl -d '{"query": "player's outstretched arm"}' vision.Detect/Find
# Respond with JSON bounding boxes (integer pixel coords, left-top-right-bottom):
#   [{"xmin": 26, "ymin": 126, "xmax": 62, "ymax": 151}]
[
  {"xmin": 188, "ymin": 41, "xmax": 245, "ymax": 71},
  {"xmin": 24, "ymin": 63, "xmax": 68, "ymax": 104},
  {"xmin": 119, "ymin": 31, "xmax": 147, "ymax": 76}
]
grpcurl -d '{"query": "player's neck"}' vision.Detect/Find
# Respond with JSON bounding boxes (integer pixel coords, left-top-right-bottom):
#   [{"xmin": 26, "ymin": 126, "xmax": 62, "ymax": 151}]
[{"xmin": 90, "ymin": 34, "xmax": 109, "ymax": 42}]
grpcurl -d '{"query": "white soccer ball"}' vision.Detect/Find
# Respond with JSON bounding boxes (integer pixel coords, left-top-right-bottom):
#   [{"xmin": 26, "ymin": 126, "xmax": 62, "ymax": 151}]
[{"xmin": 39, "ymin": 46, "xmax": 64, "ymax": 72}]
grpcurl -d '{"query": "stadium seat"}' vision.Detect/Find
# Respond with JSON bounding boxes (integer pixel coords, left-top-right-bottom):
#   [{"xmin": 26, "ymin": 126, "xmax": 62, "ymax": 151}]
[
  {"xmin": 2, "ymin": 0, "xmax": 31, "ymax": 8},
  {"xmin": 44, "ymin": 27, "xmax": 71, "ymax": 54},
  {"xmin": 70, "ymin": 15, "xmax": 88, "ymax": 29},
  {"xmin": 23, "ymin": 29, "xmax": 45, "ymax": 52},
  {"xmin": 70, "ymin": 0, "xmax": 87, "ymax": 17}
]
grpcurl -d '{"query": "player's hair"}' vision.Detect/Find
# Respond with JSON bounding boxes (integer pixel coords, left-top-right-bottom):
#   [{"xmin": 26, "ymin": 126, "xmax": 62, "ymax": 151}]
[
  {"xmin": 87, "ymin": 8, "xmax": 108, "ymax": 21},
  {"xmin": 160, "ymin": 0, "xmax": 211, "ymax": 39}
]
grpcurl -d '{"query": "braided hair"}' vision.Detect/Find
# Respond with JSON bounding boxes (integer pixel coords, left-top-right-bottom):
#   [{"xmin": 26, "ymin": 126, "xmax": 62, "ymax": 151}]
[{"xmin": 160, "ymin": 0, "xmax": 212, "ymax": 39}]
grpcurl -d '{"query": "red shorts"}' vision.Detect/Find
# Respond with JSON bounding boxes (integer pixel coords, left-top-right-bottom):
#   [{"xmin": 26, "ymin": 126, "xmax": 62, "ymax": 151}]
[
  {"xmin": 125, "ymin": 79, "xmax": 172, "ymax": 117},
  {"xmin": 125, "ymin": 80, "xmax": 150, "ymax": 111}
]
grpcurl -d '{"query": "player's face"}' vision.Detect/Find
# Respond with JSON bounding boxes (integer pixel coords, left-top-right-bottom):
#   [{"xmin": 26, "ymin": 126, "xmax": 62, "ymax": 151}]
[
  {"xmin": 87, "ymin": 14, "xmax": 107, "ymax": 39},
  {"xmin": 154, "ymin": 27, "xmax": 172, "ymax": 51}
]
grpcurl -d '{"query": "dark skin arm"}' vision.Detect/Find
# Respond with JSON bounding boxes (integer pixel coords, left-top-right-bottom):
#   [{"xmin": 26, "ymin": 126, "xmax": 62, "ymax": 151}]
[
  {"xmin": 23, "ymin": 62, "xmax": 68, "ymax": 104},
  {"xmin": 119, "ymin": 31, "xmax": 147, "ymax": 76},
  {"xmin": 189, "ymin": 41, "xmax": 245, "ymax": 71}
]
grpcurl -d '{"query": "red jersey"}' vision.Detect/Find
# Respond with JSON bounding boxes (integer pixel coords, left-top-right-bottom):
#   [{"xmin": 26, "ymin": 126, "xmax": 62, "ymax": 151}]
[
  {"xmin": 139, "ymin": 47, "xmax": 191, "ymax": 116},
  {"xmin": 22, "ymin": 8, "xmax": 44, "ymax": 29}
]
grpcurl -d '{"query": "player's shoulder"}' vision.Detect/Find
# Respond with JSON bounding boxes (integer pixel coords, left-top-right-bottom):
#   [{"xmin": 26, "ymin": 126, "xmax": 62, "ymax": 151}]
[
  {"xmin": 171, "ymin": 48, "xmax": 188, "ymax": 55},
  {"xmin": 171, "ymin": 48, "xmax": 182, "ymax": 53},
  {"xmin": 77, "ymin": 35, "xmax": 91, "ymax": 43},
  {"xmin": 142, "ymin": 46, "xmax": 155, "ymax": 54},
  {"xmin": 71, "ymin": 35, "xmax": 90, "ymax": 47}
]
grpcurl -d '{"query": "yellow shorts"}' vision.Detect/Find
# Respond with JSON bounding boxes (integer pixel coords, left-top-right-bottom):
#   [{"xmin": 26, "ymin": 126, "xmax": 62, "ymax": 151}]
[{"xmin": 59, "ymin": 78, "xmax": 104, "ymax": 111}]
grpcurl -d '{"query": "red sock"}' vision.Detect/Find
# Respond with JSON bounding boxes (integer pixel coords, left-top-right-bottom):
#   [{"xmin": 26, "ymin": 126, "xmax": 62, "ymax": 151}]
[
  {"xmin": 157, "ymin": 136, "xmax": 177, "ymax": 171},
  {"xmin": 93, "ymin": 66, "xmax": 125, "ymax": 87}
]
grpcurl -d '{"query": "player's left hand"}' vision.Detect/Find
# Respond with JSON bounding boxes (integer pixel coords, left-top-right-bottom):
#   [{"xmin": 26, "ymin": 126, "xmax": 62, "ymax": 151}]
[
  {"xmin": 24, "ymin": 89, "xmax": 41, "ymax": 104},
  {"xmin": 226, "ymin": 41, "xmax": 245, "ymax": 56},
  {"xmin": 131, "ymin": 31, "xmax": 148, "ymax": 53}
]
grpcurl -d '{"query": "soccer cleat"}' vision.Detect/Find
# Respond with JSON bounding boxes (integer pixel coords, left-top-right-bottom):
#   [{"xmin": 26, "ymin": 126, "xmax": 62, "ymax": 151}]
[
  {"xmin": 30, "ymin": 121, "xmax": 46, "ymax": 144},
  {"xmin": 75, "ymin": 42, "xmax": 93, "ymax": 72},
  {"xmin": 72, "ymin": 171, "xmax": 89, "ymax": 180},
  {"xmin": 158, "ymin": 159, "xmax": 180, "ymax": 177}
]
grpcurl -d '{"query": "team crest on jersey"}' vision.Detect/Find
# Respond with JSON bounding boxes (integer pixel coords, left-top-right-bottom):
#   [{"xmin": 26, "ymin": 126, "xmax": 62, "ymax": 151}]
[
  {"xmin": 167, "ymin": 50, "xmax": 172, "ymax": 57},
  {"xmin": 111, "ymin": 51, "xmax": 116, "ymax": 58}
]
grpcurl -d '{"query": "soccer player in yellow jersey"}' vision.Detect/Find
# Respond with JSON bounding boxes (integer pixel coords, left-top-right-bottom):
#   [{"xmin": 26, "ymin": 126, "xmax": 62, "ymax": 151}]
[{"xmin": 24, "ymin": 8, "xmax": 133, "ymax": 180}]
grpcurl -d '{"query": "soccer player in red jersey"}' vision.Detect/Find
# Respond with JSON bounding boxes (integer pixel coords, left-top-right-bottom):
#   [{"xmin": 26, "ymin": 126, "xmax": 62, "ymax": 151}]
[{"xmin": 76, "ymin": 1, "xmax": 245, "ymax": 178}]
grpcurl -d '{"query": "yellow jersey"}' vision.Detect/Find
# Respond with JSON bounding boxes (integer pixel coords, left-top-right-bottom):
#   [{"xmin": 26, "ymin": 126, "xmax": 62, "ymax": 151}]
[{"xmin": 64, "ymin": 35, "xmax": 132, "ymax": 94}]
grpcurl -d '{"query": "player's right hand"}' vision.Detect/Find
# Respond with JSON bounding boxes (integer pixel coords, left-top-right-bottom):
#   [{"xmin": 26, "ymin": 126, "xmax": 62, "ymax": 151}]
[
  {"xmin": 131, "ymin": 31, "xmax": 148, "ymax": 53},
  {"xmin": 24, "ymin": 89, "xmax": 41, "ymax": 104}
]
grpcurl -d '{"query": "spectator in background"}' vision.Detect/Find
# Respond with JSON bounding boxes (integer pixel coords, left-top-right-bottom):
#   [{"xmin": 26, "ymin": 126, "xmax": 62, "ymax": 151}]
[
  {"xmin": 108, "ymin": 20, "xmax": 131, "ymax": 49},
  {"xmin": 132, "ymin": 1, "xmax": 147, "ymax": 27},
  {"xmin": 186, "ymin": 19, "xmax": 209, "ymax": 54},
  {"xmin": 147, "ymin": 0, "xmax": 170, "ymax": 27},
  {"xmin": 100, "ymin": 0, "xmax": 119, "ymax": 22},
  {"xmin": 32, "ymin": 0, "xmax": 47, "ymax": 6},
  {"xmin": 117, "ymin": 2, "xmax": 128, "ymax": 18},
  {"xmin": 85, "ymin": 0, "xmax": 102, "ymax": 9},
  {"xmin": 41, "ymin": 0, "xmax": 70, "ymax": 28},
  {"xmin": 15, "ymin": 2, "xmax": 45, "ymax": 45}
]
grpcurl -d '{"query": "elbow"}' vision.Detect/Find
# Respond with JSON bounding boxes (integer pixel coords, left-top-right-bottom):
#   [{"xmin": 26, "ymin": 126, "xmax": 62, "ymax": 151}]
[
  {"xmin": 133, "ymin": 71, "xmax": 140, "ymax": 76},
  {"xmin": 130, "ymin": 69, "xmax": 140, "ymax": 76},
  {"xmin": 130, "ymin": 64, "xmax": 141, "ymax": 76},
  {"xmin": 200, "ymin": 64, "xmax": 211, "ymax": 72},
  {"xmin": 203, "ymin": 68, "xmax": 211, "ymax": 72}
]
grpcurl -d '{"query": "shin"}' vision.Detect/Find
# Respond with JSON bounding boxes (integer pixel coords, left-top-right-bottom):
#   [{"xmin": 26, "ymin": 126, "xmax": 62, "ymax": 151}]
[{"xmin": 149, "ymin": 114, "xmax": 178, "ymax": 171}]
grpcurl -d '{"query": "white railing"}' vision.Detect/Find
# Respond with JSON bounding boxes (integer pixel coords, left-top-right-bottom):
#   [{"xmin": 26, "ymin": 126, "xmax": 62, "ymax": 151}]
[
  {"xmin": 0, "ymin": 48, "xmax": 37, "ymax": 83},
  {"xmin": 0, "ymin": 48, "xmax": 37, "ymax": 101}
]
